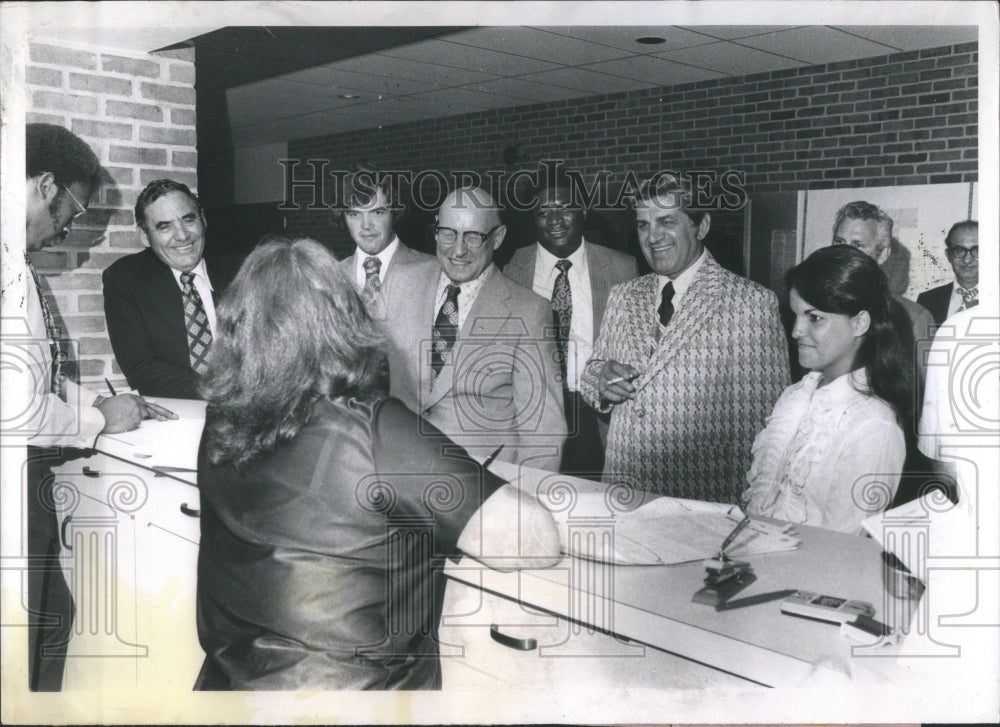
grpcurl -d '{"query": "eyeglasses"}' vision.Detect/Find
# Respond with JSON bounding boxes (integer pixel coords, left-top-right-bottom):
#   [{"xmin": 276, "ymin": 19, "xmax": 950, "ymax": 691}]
[
  {"xmin": 946, "ymin": 246, "xmax": 979, "ymax": 261},
  {"xmin": 435, "ymin": 225, "xmax": 500, "ymax": 249},
  {"xmin": 62, "ymin": 186, "xmax": 88, "ymax": 220}
]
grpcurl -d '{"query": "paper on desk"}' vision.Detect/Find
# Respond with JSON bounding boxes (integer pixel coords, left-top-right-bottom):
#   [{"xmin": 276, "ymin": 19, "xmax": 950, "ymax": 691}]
[
  {"xmin": 97, "ymin": 398, "xmax": 206, "ymax": 470},
  {"xmin": 561, "ymin": 492, "xmax": 800, "ymax": 565}
]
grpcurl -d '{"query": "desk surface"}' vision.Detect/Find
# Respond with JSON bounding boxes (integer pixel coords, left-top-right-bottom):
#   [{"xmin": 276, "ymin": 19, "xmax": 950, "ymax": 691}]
[
  {"xmin": 451, "ymin": 460, "xmax": 908, "ymax": 687},
  {"xmin": 95, "ymin": 398, "xmax": 206, "ymax": 485}
]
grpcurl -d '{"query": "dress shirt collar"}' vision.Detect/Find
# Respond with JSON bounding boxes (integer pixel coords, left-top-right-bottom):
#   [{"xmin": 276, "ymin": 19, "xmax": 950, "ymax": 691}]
[
  {"xmin": 169, "ymin": 258, "xmax": 212, "ymax": 291},
  {"xmin": 535, "ymin": 238, "xmax": 589, "ymax": 279},
  {"xmin": 353, "ymin": 236, "xmax": 400, "ymax": 285},
  {"xmin": 814, "ymin": 368, "xmax": 872, "ymax": 400},
  {"xmin": 656, "ymin": 247, "xmax": 707, "ymax": 305},
  {"xmin": 435, "ymin": 264, "xmax": 493, "ymax": 326}
]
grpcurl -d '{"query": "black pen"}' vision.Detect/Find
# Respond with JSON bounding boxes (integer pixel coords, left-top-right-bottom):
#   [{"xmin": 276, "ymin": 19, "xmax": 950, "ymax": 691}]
[
  {"xmin": 482, "ymin": 444, "xmax": 505, "ymax": 468},
  {"xmin": 718, "ymin": 514, "xmax": 752, "ymax": 558},
  {"xmin": 104, "ymin": 378, "xmax": 118, "ymax": 396}
]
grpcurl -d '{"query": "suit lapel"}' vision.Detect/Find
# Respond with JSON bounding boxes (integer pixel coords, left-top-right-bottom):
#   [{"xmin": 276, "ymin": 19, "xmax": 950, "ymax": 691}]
[
  {"xmin": 141, "ymin": 250, "xmax": 188, "ymax": 353},
  {"xmin": 424, "ymin": 267, "xmax": 512, "ymax": 408},
  {"xmin": 586, "ymin": 243, "xmax": 611, "ymax": 335},
  {"xmin": 639, "ymin": 254, "xmax": 727, "ymax": 385}
]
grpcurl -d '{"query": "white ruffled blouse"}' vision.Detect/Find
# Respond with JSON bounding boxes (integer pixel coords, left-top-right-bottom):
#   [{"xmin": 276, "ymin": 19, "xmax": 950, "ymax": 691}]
[{"xmin": 741, "ymin": 369, "xmax": 905, "ymax": 534}]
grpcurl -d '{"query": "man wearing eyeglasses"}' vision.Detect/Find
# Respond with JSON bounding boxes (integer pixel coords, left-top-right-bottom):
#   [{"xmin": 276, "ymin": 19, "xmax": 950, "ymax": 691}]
[
  {"xmin": 334, "ymin": 164, "xmax": 431, "ymax": 319},
  {"xmin": 103, "ymin": 179, "xmax": 237, "ymax": 399},
  {"xmin": 14, "ymin": 123, "xmax": 174, "ymax": 690},
  {"xmin": 503, "ymin": 171, "xmax": 637, "ymax": 477},
  {"xmin": 384, "ymin": 186, "xmax": 567, "ymax": 471},
  {"xmin": 917, "ymin": 220, "xmax": 979, "ymax": 326}
]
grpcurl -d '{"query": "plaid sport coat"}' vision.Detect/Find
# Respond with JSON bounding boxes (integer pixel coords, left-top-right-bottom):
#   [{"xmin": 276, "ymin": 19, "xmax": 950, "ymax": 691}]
[{"xmin": 579, "ymin": 253, "xmax": 789, "ymax": 502}]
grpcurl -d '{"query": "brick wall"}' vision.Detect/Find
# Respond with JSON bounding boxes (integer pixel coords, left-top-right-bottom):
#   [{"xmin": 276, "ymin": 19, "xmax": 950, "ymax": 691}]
[
  {"xmin": 26, "ymin": 41, "xmax": 197, "ymax": 388},
  {"xmin": 285, "ymin": 42, "xmax": 978, "ymax": 257}
]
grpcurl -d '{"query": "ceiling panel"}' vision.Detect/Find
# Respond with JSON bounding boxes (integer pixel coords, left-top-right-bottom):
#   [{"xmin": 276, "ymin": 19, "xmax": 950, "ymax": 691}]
[
  {"xmin": 274, "ymin": 65, "xmax": 440, "ymax": 96},
  {"xmin": 377, "ymin": 38, "xmax": 561, "ymax": 76},
  {"xmin": 541, "ymin": 26, "xmax": 715, "ymax": 52},
  {"xmin": 831, "ymin": 25, "xmax": 978, "ymax": 50},
  {"xmin": 415, "ymin": 86, "xmax": 530, "ymax": 112},
  {"xmin": 655, "ymin": 41, "xmax": 805, "ymax": 75},
  {"xmin": 520, "ymin": 66, "xmax": 651, "ymax": 96},
  {"xmin": 585, "ymin": 55, "xmax": 723, "ymax": 86},
  {"xmin": 678, "ymin": 26, "xmax": 805, "ymax": 41},
  {"xmin": 466, "ymin": 77, "xmax": 593, "ymax": 103},
  {"xmin": 735, "ymin": 26, "xmax": 898, "ymax": 64},
  {"xmin": 444, "ymin": 27, "xmax": 633, "ymax": 66},
  {"xmin": 325, "ymin": 53, "xmax": 500, "ymax": 87}
]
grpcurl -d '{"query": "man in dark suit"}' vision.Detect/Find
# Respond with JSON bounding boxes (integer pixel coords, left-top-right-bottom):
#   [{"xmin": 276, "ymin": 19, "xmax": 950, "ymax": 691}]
[
  {"xmin": 334, "ymin": 164, "xmax": 432, "ymax": 319},
  {"xmin": 917, "ymin": 220, "xmax": 979, "ymax": 326},
  {"xmin": 103, "ymin": 179, "xmax": 235, "ymax": 399},
  {"xmin": 384, "ymin": 186, "xmax": 567, "ymax": 471},
  {"xmin": 503, "ymin": 173, "xmax": 637, "ymax": 477}
]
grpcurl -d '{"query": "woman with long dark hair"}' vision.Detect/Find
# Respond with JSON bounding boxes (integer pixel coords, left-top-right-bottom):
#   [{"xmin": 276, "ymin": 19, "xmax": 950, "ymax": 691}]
[
  {"xmin": 194, "ymin": 236, "xmax": 559, "ymax": 690},
  {"xmin": 741, "ymin": 245, "xmax": 910, "ymax": 533}
]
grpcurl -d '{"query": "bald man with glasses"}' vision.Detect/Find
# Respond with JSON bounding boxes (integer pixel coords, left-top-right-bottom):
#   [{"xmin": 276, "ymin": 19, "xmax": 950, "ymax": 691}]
[{"xmin": 384, "ymin": 186, "xmax": 567, "ymax": 471}]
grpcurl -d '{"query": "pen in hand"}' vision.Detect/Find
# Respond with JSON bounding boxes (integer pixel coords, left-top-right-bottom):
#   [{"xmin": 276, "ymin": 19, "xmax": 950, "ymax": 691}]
[
  {"xmin": 105, "ymin": 378, "xmax": 118, "ymax": 396},
  {"xmin": 606, "ymin": 373, "xmax": 639, "ymax": 386},
  {"xmin": 718, "ymin": 514, "xmax": 752, "ymax": 559}
]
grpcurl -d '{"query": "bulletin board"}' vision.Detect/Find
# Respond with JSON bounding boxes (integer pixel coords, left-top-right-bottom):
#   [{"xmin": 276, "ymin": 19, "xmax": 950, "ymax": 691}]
[{"xmin": 797, "ymin": 182, "xmax": 978, "ymax": 300}]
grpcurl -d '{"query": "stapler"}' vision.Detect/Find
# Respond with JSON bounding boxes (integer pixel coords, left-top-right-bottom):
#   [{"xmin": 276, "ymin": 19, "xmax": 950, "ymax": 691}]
[
  {"xmin": 692, "ymin": 555, "xmax": 757, "ymax": 606},
  {"xmin": 692, "ymin": 513, "xmax": 757, "ymax": 607}
]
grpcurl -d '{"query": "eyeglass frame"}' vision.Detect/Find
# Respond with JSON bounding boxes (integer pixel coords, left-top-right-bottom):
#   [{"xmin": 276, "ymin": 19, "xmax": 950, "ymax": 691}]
[
  {"xmin": 61, "ymin": 185, "xmax": 88, "ymax": 220},
  {"xmin": 434, "ymin": 224, "xmax": 502, "ymax": 249},
  {"xmin": 946, "ymin": 245, "xmax": 979, "ymax": 261}
]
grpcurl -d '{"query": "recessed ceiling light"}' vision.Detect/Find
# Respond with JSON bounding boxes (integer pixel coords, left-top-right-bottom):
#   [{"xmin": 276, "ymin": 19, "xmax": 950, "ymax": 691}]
[
  {"xmin": 636, "ymin": 36, "xmax": 666, "ymax": 45},
  {"xmin": 338, "ymin": 93, "xmax": 359, "ymax": 99}
]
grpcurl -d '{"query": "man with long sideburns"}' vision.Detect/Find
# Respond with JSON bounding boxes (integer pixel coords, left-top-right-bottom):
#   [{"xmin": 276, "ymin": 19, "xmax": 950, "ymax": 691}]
[
  {"xmin": 384, "ymin": 186, "xmax": 567, "ymax": 471},
  {"xmin": 579, "ymin": 174, "xmax": 789, "ymax": 501}
]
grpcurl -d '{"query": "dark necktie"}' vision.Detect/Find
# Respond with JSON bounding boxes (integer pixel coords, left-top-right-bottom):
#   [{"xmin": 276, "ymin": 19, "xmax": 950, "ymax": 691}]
[
  {"xmin": 658, "ymin": 281, "xmax": 675, "ymax": 328},
  {"xmin": 180, "ymin": 271, "xmax": 213, "ymax": 375},
  {"xmin": 552, "ymin": 259, "xmax": 573, "ymax": 381},
  {"xmin": 27, "ymin": 258, "xmax": 65, "ymax": 398},
  {"xmin": 957, "ymin": 285, "xmax": 978, "ymax": 311},
  {"xmin": 431, "ymin": 284, "xmax": 461, "ymax": 385}
]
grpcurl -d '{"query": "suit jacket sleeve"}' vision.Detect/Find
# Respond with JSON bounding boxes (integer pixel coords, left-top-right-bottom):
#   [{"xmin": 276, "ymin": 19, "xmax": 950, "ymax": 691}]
[
  {"xmin": 579, "ymin": 281, "xmax": 628, "ymax": 414},
  {"xmin": 511, "ymin": 297, "xmax": 567, "ymax": 472},
  {"xmin": 103, "ymin": 264, "xmax": 200, "ymax": 399},
  {"xmin": 737, "ymin": 286, "xmax": 791, "ymax": 459}
]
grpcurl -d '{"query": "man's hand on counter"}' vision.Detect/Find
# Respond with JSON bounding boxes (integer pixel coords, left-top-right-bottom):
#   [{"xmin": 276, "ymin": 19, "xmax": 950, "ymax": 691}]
[{"xmin": 95, "ymin": 394, "xmax": 178, "ymax": 433}]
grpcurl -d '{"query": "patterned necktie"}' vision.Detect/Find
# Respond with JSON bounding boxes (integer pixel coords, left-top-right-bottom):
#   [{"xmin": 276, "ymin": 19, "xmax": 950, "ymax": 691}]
[
  {"xmin": 551, "ymin": 259, "xmax": 573, "ymax": 382},
  {"xmin": 658, "ymin": 281, "xmax": 675, "ymax": 328},
  {"xmin": 363, "ymin": 256, "xmax": 382, "ymax": 297},
  {"xmin": 431, "ymin": 284, "xmax": 461, "ymax": 385},
  {"xmin": 27, "ymin": 257, "xmax": 65, "ymax": 398},
  {"xmin": 180, "ymin": 271, "xmax": 213, "ymax": 375},
  {"xmin": 957, "ymin": 285, "xmax": 978, "ymax": 311}
]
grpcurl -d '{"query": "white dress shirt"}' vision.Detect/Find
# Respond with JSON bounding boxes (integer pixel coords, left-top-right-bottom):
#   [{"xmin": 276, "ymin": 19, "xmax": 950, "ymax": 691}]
[
  {"xmin": 352, "ymin": 237, "xmax": 400, "ymax": 289},
  {"xmin": 531, "ymin": 240, "xmax": 594, "ymax": 391},
  {"xmin": 947, "ymin": 283, "xmax": 976, "ymax": 319},
  {"xmin": 169, "ymin": 258, "xmax": 217, "ymax": 335},
  {"xmin": 655, "ymin": 247, "xmax": 707, "ymax": 333}
]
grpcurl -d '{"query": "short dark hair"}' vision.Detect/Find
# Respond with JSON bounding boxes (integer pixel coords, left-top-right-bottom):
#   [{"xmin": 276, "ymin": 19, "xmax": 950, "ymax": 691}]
[
  {"xmin": 634, "ymin": 172, "xmax": 707, "ymax": 225},
  {"xmin": 199, "ymin": 236, "xmax": 386, "ymax": 467},
  {"xmin": 25, "ymin": 123, "xmax": 100, "ymax": 191},
  {"xmin": 135, "ymin": 179, "xmax": 202, "ymax": 230},
  {"xmin": 945, "ymin": 219, "xmax": 978, "ymax": 246},
  {"xmin": 332, "ymin": 163, "xmax": 405, "ymax": 225},
  {"xmin": 528, "ymin": 163, "xmax": 585, "ymax": 209}
]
